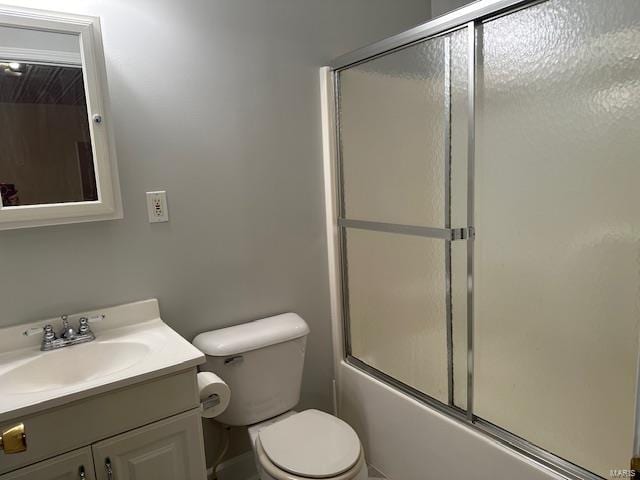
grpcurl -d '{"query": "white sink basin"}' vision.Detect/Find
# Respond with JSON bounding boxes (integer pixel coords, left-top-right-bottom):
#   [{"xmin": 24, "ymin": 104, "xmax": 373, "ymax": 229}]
[
  {"xmin": 0, "ymin": 299, "xmax": 205, "ymax": 423},
  {"xmin": 0, "ymin": 341, "xmax": 150, "ymax": 394}
]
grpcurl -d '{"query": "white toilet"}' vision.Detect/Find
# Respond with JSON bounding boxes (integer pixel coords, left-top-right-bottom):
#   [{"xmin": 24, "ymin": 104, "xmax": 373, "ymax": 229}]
[{"xmin": 193, "ymin": 313, "xmax": 367, "ymax": 480}]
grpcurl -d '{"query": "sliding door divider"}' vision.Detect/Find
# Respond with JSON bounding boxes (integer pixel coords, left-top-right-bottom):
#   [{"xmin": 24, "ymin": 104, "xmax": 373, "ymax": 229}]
[
  {"xmin": 444, "ymin": 35, "xmax": 455, "ymax": 407},
  {"xmin": 465, "ymin": 20, "xmax": 476, "ymax": 423}
]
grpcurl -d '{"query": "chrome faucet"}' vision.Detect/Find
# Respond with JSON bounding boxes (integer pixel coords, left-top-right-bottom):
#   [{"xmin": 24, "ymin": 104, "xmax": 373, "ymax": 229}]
[
  {"xmin": 59, "ymin": 315, "xmax": 76, "ymax": 340},
  {"xmin": 24, "ymin": 314, "xmax": 105, "ymax": 351}
]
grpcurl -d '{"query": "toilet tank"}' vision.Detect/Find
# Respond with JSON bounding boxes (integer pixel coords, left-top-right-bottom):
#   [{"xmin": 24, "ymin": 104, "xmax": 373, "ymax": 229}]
[{"xmin": 193, "ymin": 313, "xmax": 309, "ymax": 426}]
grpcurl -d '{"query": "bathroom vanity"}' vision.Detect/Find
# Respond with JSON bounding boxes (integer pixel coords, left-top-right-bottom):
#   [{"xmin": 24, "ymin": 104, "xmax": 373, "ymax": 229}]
[{"xmin": 0, "ymin": 300, "xmax": 207, "ymax": 480}]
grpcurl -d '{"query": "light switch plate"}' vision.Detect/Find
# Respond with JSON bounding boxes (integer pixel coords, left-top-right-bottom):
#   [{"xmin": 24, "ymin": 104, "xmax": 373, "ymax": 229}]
[{"xmin": 146, "ymin": 191, "xmax": 169, "ymax": 223}]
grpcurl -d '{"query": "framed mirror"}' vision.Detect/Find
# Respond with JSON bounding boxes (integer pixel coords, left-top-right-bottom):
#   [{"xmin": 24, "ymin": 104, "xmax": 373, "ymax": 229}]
[{"xmin": 0, "ymin": 5, "xmax": 121, "ymax": 230}]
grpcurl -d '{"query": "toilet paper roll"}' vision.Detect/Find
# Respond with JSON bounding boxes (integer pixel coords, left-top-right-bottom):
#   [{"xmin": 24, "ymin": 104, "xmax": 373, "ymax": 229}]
[{"xmin": 197, "ymin": 371, "xmax": 231, "ymax": 419}]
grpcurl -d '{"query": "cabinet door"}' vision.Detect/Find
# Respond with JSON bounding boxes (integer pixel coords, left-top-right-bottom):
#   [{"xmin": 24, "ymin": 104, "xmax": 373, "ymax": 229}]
[
  {"xmin": 0, "ymin": 447, "xmax": 95, "ymax": 480},
  {"xmin": 91, "ymin": 409, "xmax": 206, "ymax": 480}
]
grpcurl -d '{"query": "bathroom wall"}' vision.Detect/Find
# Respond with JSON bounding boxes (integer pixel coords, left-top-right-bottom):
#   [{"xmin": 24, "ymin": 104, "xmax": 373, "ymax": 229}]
[{"xmin": 431, "ymin": 0, "xmax": 475, "ymax": 17}]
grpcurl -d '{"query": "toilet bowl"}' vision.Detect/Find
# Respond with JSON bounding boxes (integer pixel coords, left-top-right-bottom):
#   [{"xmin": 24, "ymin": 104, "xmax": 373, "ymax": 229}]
[{"xmin": 248, "ymin": 410, "xmax": 367, "ymax": 480}]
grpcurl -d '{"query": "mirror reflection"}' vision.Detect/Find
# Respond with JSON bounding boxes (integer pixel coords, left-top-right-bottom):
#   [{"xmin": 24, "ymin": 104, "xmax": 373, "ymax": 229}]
[{"xmin": 0, "ymin": 26, "xmax": 96, "ymax": 207}]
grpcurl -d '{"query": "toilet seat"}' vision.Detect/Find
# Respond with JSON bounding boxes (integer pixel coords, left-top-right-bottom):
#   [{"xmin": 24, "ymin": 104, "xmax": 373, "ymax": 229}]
[
  {"xmin": 256, "ymin": 436, "xmax": 366, "ymax": 480},
  {"xmin": 257, "ymin": 409, "xmax": 362, "ymax": 479}
]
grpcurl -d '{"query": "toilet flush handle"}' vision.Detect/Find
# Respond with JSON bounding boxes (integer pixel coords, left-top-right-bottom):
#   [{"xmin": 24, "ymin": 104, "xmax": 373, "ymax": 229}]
[{"xmin": 224, "ymin": 355, "xmax": 243, "ymax": 366}]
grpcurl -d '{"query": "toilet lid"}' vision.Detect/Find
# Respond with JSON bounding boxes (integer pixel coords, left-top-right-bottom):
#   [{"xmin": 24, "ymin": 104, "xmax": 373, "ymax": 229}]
[{"xmin": 259, "ymin": 409, "xmax": 361, "ymax": 478}]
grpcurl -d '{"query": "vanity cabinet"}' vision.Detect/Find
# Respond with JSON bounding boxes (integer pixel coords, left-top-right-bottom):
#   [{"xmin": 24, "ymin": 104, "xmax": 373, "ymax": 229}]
[
  {"xmin": 1, "ymin": 410, "xmax": 205, "ymax": 480},
  {"xmin": 0, "ymin": 447, "xmax": 95, "ymax": 480},
  {"xmin": 0, "ymin": 371, "xmax": 207, "ymax": 480}
]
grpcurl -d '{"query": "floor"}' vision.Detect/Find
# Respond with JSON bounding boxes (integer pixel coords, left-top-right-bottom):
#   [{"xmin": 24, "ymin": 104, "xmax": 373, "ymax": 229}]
[
  {"xmin": 214, "ymin": 452, "xmax": 387, "ymax": 480},
  {"xmin": 244, "ymin": 466, "xmax": 386, "ymax": 480}
]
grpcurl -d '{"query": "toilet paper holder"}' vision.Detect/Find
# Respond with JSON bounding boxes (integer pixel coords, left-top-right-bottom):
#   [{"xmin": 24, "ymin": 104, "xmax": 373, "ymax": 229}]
[{"xmin": 202, "ymin": 394, "xmax": 220, "ymax": 410}]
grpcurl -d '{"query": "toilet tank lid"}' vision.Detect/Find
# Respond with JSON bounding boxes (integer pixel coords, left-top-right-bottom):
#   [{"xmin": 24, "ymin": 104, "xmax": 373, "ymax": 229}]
[{"xmin": 192, "ymin": 313, "xmax": 309, "ymax": 356}]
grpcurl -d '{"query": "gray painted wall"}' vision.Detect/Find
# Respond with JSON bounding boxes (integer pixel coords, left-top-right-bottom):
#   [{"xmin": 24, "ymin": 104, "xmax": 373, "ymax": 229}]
[
  {"xmin": 0, "ymin": 0, "xmax": 429, "ymax": 413},
  {"xmin": 431, "ymin": 0, "xmax": 475, "ymax": 17}
]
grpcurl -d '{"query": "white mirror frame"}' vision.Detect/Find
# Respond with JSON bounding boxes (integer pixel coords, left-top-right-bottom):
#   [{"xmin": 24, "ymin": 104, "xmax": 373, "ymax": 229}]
[{"xmin": 0, "ymin": 5, "xmax": 122, "ymax": 230}]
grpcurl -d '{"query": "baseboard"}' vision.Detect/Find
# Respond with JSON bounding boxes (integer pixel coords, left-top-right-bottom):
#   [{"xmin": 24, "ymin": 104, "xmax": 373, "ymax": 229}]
[
  {"xmin": 214, "ymin": 451, "xmax": 258, "ymax": 480},
  {"xmin": 368, "ymin": 464, "xmax": 387, "ymax": 479}
]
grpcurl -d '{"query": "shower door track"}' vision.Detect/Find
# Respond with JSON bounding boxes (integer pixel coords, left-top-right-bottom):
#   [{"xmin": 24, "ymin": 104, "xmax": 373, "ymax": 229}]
[
  {"xmin": 327, "ymin": 1, "xmax": 631, "ymax": 479},
  {"xmin": 329, "ymin": 0, "xmax": 547, "ymax": 71}
]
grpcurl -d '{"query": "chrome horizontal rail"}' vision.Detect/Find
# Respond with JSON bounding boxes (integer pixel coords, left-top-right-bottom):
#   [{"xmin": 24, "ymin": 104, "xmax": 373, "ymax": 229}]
[{"xmin": 338, "ymin": 218, "xmax": 472, "ymax": 241}]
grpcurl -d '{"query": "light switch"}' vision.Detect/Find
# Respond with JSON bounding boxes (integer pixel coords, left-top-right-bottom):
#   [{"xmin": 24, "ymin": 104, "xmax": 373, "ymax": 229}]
[{"xmin": 146, "ymin": 191, "xmax": 169, "ymax": 223}]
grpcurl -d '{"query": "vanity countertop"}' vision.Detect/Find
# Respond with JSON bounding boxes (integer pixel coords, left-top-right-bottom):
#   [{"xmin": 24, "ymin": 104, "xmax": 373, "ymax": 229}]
[{"xmin": 0, "ymin": 299, "xmax": 205, "ymax": 423}]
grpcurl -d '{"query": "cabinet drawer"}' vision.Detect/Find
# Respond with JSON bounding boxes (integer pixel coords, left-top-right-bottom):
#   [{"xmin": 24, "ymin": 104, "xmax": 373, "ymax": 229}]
[
  {"xmin": 0, "ymin": 447, "xmax": 95, "ymax": 480},
  {"xmin": 0, "ymin": 370, "xmax": 199, "ymax": 474}
]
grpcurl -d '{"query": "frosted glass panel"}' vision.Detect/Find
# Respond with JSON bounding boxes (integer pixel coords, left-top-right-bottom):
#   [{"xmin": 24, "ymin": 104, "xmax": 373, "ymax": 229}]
[
  {"xmin": 339, "ymin": 37, "xmax": 445, "ymax": 226},
  {"xmin": 346, "ymin": 229, "xmax": 448, "ymax": 402},
  {"xmin": 475, "ymin": 0, "xmax": 640, "ymax": 476}
]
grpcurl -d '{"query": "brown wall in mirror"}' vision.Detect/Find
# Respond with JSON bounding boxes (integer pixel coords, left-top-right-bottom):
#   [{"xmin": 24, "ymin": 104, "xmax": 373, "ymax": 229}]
[{"xmin": 0, "ymin": 62, "xmax": 96, "ymax": 207}]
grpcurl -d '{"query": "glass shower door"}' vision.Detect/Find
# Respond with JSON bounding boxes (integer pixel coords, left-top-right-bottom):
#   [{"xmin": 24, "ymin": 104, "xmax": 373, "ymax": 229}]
[
  {"xmin": 474, "ymin": 0, "xmax": 640, "ymax": 475},
  {"xmin": 337, "ymin": 29, "xmax": 469, "ymax": 406},
  {"xmin": 332, "ymin": 0, "xmax": 640, "ymax": 477}
]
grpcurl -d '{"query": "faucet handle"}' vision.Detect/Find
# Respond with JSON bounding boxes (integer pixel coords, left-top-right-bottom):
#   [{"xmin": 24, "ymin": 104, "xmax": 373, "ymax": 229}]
[
  {"xmin": 78, "ymin": 317, "xmax": 90, "ymax": 335},
  {"xmin": 88, "ymin": 314, "xmax": 105, "ymax": 323},
  {"xmin": 23, "ymin": 324, "xmax": 56, "ymax": 339},
  {"xmin": 43, "ymin": 324, "xmax": 56, "ymax": 341},
  {"xmin": 78, "ymin": 314, "xmax": 103, "ymax": 335},
  {"xmin": 23, "ymin": 326, "xmax": 43, "ymax": 337}
]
